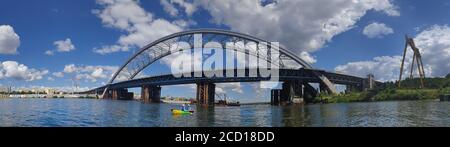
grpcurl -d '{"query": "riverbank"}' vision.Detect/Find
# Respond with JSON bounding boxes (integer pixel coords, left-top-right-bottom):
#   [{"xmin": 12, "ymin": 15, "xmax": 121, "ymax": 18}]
[{"xmin": 320, "ymin": 87, "xmax": 450, "ymax": 103}]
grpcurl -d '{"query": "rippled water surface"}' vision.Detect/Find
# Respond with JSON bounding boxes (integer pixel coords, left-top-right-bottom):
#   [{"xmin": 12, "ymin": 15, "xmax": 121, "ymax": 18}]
[{"xmin": 0, "ymin": 98, "xmax": 449, "ymax": 127}]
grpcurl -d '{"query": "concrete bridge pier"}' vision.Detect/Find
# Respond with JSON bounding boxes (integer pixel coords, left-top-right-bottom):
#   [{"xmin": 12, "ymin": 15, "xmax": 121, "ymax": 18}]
[
  {"xmin": 282, "ymin": 81, "xmax": 304, "ymax": 105},
  {"xmin": 103, "ymin": 88, "xmax": 133, "ymax": 100},
  {"xmin": 271, "ymin": 81, "xmax": 304, "ymax": 105},
  {"xmin": 141, "ymin": 85, "xmax": 161, "ymax": 103},
  {"xmin": 196, "ymin": 83, "xmax": 215, "ymax": 106},
  {"xmin": 319, "ymin": 83, "xmax": 327, "ymax": 94},
  {"xmin": 271, "ymin": 89, "xmax": 281, "ymax": 105},
  {"xmin": 303, "ymin": 82, "xmax": 318, "ymax": 103},
  {"xmin": 102, "ymin": 89, "xmax": 111, "ymax": 99}
]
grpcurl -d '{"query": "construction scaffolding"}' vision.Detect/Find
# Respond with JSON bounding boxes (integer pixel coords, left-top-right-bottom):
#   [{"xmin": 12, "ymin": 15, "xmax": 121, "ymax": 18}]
[{"xmin": 398, "ymin": 35, "xmax": 426, "ymax": 88}]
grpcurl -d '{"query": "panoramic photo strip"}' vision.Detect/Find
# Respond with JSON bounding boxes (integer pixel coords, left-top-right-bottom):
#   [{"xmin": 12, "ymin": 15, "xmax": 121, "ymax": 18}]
[{"xmin": 0, "ymin": 0, "xmax": 449, "ymax": 145}]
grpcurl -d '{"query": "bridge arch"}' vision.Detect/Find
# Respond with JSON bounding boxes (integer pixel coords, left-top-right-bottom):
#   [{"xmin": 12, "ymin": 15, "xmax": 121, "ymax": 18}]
[{"xmin": 109, "ymin": 29, "xmax": 315, "ymax": 84}]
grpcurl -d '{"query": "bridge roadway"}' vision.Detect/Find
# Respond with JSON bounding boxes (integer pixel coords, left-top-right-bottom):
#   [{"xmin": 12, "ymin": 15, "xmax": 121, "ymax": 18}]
[
  {"xmin": 84, "ymin": 68, "xmax": 375, "ymax": 105},
  {"xmin": 88, "ymin": 68, "xmax": 363, "ymax": 91}
]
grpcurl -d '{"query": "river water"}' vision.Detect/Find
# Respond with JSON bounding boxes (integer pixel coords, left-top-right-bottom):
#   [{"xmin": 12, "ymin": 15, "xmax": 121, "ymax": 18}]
[{"xmin": 0, "ymin": 98, "xmax": 448, "ymax": 127}]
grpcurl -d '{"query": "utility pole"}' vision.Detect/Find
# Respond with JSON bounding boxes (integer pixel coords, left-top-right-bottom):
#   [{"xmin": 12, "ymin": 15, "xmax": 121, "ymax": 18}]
[{"xmin": 398, "ymin": 35, "xmax": 426, "ymax": 88}]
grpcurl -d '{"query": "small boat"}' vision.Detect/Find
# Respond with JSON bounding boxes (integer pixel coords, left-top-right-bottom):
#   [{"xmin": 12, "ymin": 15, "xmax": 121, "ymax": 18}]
[
  {"xmin": 171, "ymin": 109, "xmax": 194, "ymax": 115},
  {"xmin": 215, "ymin": 94, "xmax": 241, "ymax": 106},
  {"xmin": 226, "ymin": 102, "xmax": 241, "ymax": 106}
]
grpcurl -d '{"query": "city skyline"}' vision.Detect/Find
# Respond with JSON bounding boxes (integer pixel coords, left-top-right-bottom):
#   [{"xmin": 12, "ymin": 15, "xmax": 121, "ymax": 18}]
[{"xmin": 1, "ymin": 0, "xmax": 450, "ymax": 102}]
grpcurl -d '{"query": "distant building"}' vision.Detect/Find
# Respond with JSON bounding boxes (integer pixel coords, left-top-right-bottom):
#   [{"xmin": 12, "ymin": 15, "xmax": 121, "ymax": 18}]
[
  {"xmin": 0, "ymin": 86, "xmax": 12, "ymax": 93},
  {"xmin": 45, "ymin": 89, "xmax": 55, "ymax": 95}
]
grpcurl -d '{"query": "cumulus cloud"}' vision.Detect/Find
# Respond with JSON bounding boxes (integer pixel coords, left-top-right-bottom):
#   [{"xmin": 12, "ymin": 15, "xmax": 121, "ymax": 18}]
[
  {"xmin": 0, "ymin": 61, "xmax": 48, "ymax": 81},
  {"xmin": 93, "ymin": 45, "xmax": 128, "ymax": 55},
  {"xmin": 16, "ymin": 85, "xmax": 91, "ymax": 93},
  {"xmin": 413, "ymin": 25, "xmax": 450, "ymax": 77},
  {"xmin": 92, "ymin": 0, "xmax": 185, "ymax": 54},
  {"xmin": 62, "ymin": 64, "xmax": 118, "ymax": 83},
  {"xmin": 160, "ymin": 0, "xmax": 197, "ymax": 17},
  {"xmin": 335, "ymin": 25, "xmax": 450, "ymax": 81},
  {"xmin": 160, "ymin": 50, "xmax": 203, "ymax": 74},
  {"xmin": 0, "ymin": 25, "xmax": 20, "ymax": 54},
  {"xmin": 299, "ymin": 51, "xmax": 317, "ymax": 64},
  {"xmin": 45, "ymin": 50, "xmax": 54, "ymax": 56},
  {"xmin": 363, "ymin": 22, "xmax": 394, "ymax": 38},
  {"xmin": 216, "ymin": 83, "xmax": 243, "ymax": 94},
  {"xmin": 45, "ymin": 38, "xmax": 76, "ymax": 55},
  {"xmin": 47, "ymin": 77, "xmax": 55, "ymax": 81},
  {"xmin": 63, "ymin": 64, "xmax": 77, "ymax": 73},
  {"xmin": 250, "ymin": 82, "xmax": 274, "ymax": 99},
  {"xmin": 185, "ymin": 0, "xmax": 399, "ymax": 55},
  {"xmin": 52, "ymin": 72, "xmax": 64, "ymax": 78},
  {"xmin": 152, "ymin": 0, "xmax": 400, "ymax": 68},
  {"xmin": 54, "ymin": 38, "xmax": 75, "ymax": 52},
  {"xmin": 335, "ymin": 56, "xmax": 404, "ymax": 82}
]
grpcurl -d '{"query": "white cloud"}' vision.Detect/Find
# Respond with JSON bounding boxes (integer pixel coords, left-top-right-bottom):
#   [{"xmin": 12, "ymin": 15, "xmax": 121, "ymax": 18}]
[
  {"xmin": 62, "ymin": 64, "xmax": 118, "ymax": 83},
  {"xmin": 0, "ymin": 61, "xmax": 48, "ymax": 81},
  {"xmin": 63, "ymin": 64, "xmax": 77, "ymax": 73},
  {"xmin": 160, "ymin": 0, "xmax": 197, "ymax": 17},
  {"xmin": 161, "ymin": 0, "xmax": 180, "ymax": 16},
  {"xmin": 16, "ymin": 85, "xmax": 91, "ymax": 93},
  {"xmin": 250, "ymin": 82, "xmax": 271, "ymax": 99},
  {"xmin": 93, "ymin": 0, "xmax": 185, "ymax": 54},
  {"xmin": 160, "ymin": 50, "xmax": 203, "ymax": 74},
  {"xmin": 187, "ymin": 0, "xmax": 399, "ymax": 55},
  {"xmin": 91, "ymin": 68, "xmax": 108, "ymax": 79},
  {"xmin": 45, "ymin": 50, "xmax": 54, "ymax": 56},
  {"xmin": 52, "ymin": 72, "xmax": 64, "ymax": 78},
  {"xmin": 47, "ymin": 77, "xmax": 55, "ymax": 81},
  {"xmin": 335, "ymin": 25, "xmax": 450, "ymax": 81},
  {"xmin": 154, "ymin": 0, "xmax": 400, "ymax": 67},
  {"xmin": 335, "ymin": 56, "xmax": 404, "ymax": 82},
  {"xmin": 413, "ymin": 25, "xmax": 450, "ymax": 77},
  {"xmin": 54, "ymin": 38, "xmax": 75, "ymax": 52},
  {"xmin": 45, "ymin": 38, "xmax": 75, "ymax": 55},
  {"xmin": 216, "ymin": 83, "xmax": 243, "ymax": 94},
  {"xmin": 0, "ymin": 25, "xmax": 20, "ymax": 54},
  {"xmin": 299, "ymin": 51, "xmax": 317, "ymax": 64},
  {"xmin": 93, "ymin": 45, "xmax": 129, "ymax": 55},
  {"xmin": 363, "ymin": 22, "xmax": 394, "ymax": 38}
]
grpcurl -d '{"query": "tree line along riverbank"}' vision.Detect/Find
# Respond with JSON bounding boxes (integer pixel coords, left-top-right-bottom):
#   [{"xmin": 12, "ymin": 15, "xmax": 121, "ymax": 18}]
[{"xmin": 319, "ymin": 74, "xmax": 450, "ymax": 103}]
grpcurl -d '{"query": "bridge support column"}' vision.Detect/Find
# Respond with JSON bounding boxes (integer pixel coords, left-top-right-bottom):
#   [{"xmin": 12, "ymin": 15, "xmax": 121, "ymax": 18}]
[
  {"xmin": 141, "ymin": 85, "xmax": 161, "ymax": 103},
  {"xmin": 303, "ymin": 82, "xmax": 318, "ymax": 103},
  {"xmin": 104, "ymin": 88, "xmax": 133, "ymax": 100},
  {"xmin": 103, "ymin": 89, "xmax": 112, "ymax": 99},
  {"xmin": 279, "ymin": 81, "xmax": 304, "ymax": 105},
  {"xmin": 319, "ymin": 83, "xmax": 329, "ymax": 94},
  {"xmin": 196, "ymin": 83, "xmax": 215, "ymax": 106},
  {"xmin": 271, "ymin": 89, "xmax": 281, "ymax": 105}
]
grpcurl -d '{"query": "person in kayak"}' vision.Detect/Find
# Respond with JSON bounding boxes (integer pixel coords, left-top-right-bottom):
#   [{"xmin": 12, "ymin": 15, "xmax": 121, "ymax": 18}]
[
  {"xmin": 181, "ymin": 104, "xmax": 187, "ymax": 111},
  {"xmin": 186, "ymin": 104, "xmax": 191, "ymax": 111}
]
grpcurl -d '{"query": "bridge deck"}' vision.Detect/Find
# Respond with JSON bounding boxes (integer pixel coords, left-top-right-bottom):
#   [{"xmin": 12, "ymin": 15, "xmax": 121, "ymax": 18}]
[{"xmin": 85, "ymin": 68, "xmax": 366, "ymax": 93}]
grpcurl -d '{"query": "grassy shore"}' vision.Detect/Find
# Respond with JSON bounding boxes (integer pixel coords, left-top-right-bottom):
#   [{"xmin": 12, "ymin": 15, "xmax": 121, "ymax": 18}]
[{"xmin": 319, "ymin": 87, "xmax": 450, "ymax": 103}]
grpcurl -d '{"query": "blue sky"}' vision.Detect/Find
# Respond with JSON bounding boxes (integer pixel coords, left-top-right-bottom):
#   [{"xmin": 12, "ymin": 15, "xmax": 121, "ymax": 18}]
[{"xmin": 1, "ymin": 0, "xmax": 450, "ymax": 102}]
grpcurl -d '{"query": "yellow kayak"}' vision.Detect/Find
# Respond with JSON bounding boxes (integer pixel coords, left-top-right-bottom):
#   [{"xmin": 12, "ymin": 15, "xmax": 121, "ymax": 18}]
[{"xmin": 171, "ymin": 109, "xmax": 194, "ymax": 115}]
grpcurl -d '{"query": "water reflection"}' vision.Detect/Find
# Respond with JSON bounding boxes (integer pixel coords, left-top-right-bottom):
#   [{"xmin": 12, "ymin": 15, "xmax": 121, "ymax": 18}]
[{"xmin": 0, "ymin": 98, "xmax": 449, "ymax": 127}]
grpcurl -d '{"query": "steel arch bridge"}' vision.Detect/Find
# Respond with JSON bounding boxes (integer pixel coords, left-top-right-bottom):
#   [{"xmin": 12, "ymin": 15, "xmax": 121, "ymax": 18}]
[
  {"xmin": 110, "ymin": 29, "xmax": 315, "ymax": 84},
  {"xmin": 85, "ymin": 29, "xmax": 378, "ymax": 105}
]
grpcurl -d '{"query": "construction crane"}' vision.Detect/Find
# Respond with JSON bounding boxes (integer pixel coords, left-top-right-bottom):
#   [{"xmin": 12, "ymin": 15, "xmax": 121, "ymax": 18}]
[{"xmin": 398, "ymin": 35, "xmax": 426, "ymax": 88}]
